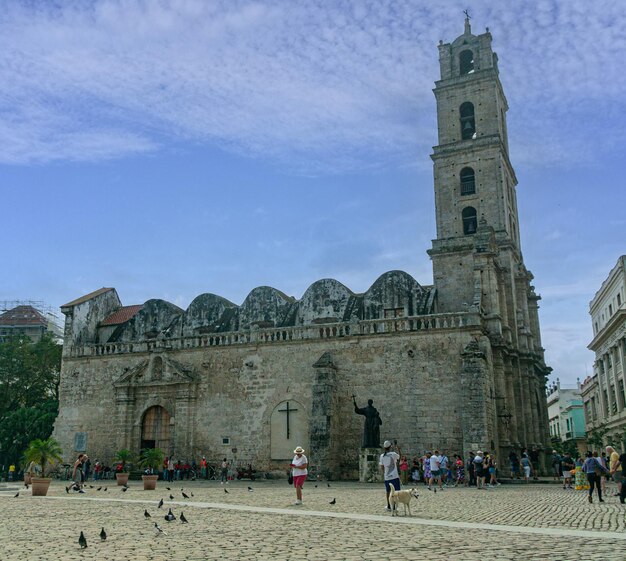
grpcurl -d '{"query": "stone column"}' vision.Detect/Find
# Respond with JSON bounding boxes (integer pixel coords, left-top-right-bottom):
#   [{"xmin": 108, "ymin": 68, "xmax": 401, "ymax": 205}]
[
  {"xmin": 460, "ymin": 340, "xmax": 490, "ymax": 453},
  {"xmin": 310, "ymin": 352, "xmax": 337, "ymax": 479}
]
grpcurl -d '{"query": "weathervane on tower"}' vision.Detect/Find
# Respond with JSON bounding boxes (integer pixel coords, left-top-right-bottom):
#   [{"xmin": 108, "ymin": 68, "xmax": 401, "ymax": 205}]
[{"xmin": 463, "ymin": 9, "xmax": 472, "ymax": 34}]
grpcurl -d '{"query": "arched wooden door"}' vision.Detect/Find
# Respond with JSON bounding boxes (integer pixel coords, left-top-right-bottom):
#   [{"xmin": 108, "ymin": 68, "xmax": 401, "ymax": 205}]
[{"xmin": 141, "ymin": 406, "xmax": 171, "ymax": 452}]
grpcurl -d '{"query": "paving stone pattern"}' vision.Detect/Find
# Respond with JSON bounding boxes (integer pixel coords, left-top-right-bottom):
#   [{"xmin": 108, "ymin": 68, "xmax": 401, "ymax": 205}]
[{"xmin": 1, "ymin": 481, "xmax": 624, "ymax": 560}]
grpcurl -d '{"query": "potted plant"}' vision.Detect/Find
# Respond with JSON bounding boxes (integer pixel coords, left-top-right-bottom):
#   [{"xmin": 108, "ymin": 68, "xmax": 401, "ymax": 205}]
[
  {"xmin": 23, "ymin": 437, "xmax": 63, "ymax": 496},
  {"xmin": 139, "ymin": 447, "xmax": 165, "ymax": 490},
  {"xmin": 113, "ymin": 448, "xmax": 135, "ymax": 486}
]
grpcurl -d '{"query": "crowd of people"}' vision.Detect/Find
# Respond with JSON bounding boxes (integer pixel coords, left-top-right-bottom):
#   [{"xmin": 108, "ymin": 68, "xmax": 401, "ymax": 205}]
[
  {"xmin": 378, "ymin": 442, "xmax": 626, "ymax": 510},
  {"xmin": 547, "ymin": 446, "xmax": 626, "ymax": 504}
]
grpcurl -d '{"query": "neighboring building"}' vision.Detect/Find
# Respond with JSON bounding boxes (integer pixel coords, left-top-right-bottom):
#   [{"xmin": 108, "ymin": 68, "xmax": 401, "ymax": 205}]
[
  {"xmin": 583, "ymin": 256, "xmax": 626, "ymax": 451},
  {"xmin": 546, "ymin": 378, "xmax": 586, "ymax": 454},
  {"xmin": 0, "ymin": 303, "xmax": 63, "ymax": 343},
  {"xmin": 53, "ymin": 19, "xmax": 551, "ymax": 478}
]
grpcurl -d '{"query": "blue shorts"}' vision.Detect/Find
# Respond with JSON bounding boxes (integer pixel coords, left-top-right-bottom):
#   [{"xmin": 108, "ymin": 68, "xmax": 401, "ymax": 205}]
[{"xmin": 384, "ymin": 478, "xmax": 401, "ymax": 493}]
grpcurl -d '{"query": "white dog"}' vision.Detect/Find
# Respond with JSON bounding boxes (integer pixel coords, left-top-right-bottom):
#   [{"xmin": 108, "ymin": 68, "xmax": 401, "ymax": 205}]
[{"xmin": 389, "ymin": 487, "xmax": 419, "ymax": 516}]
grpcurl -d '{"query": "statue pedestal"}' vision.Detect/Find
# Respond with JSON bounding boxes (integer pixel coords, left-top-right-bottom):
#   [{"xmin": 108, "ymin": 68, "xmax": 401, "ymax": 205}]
[{"xmin": 359, "ymin": 447, "xmax": 382, "ymax": 482}]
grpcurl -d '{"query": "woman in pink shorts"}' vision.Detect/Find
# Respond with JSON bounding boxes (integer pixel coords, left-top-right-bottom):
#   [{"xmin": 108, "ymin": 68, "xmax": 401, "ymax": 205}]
[{"xmin": 290, "ymin": 446, "xmax": 308, "ymax": 505}]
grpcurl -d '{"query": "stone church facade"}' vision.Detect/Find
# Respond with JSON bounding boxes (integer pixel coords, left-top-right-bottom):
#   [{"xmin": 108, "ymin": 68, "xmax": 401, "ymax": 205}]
[{"xmin": 53, "ymin": 20, "xmax": 551, "ymax": 478}]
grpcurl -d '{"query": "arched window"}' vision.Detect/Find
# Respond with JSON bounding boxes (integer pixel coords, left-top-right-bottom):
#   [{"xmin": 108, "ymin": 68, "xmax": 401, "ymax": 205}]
[
  {"xmin": 459, "ymin": 50, "xmax": 474, "ymax": 74},
  {"xmin": 141, "ymin": 406, "xmax": 170, "ymax": 451},
  {"xmin": 460, "ymin": 102, "xmax": 475, "ymax": 139},
  {"xmin": 460, "ymin": 167, "xmax": 475, "ymax": 195},
  {"xmin": 462, "ymin": 207, "xmax": 477, "ymax": 235}
]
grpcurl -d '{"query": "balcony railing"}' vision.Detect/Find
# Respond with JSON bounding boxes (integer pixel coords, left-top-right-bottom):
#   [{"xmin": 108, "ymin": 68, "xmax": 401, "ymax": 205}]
[{"xmin": 65, "ymin": 311, "xmax": 480, "ymax": 358}]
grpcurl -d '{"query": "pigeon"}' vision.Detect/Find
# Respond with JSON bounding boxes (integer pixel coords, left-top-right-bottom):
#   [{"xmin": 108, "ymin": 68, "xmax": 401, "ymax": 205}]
[
  {"xmin": 154, "ymin": 522, "xmax": 166, "ymax": 535},
  {"xmin": 182, "ymin": 492, "xmax": 189, "ymax": 499},
  {"xmin": 180, "ymin": 512, "xmax": 188, "ymax": 524},
  {"xmin": 166, "ymin": 487, "xmax": 171, "ymax": 491},
  {"xmin": 13, "ymin": 492, "xmax": 19, "ymax": 498},
  {"xmin": 122, "ymin": 487, "xmax": 128, "ymax": 492},
  {"xmin": 190, "ymin": 492, "xmax": 194, "ymax": 497},
  {"xmin": 329, "ymin": 498, "xmax": 336, "ymax": 505},
  {"xmin": 103, "ymin": 487, "xmax": 108, "ymax": 492},
  {"xmin": 157, "ymin": 498, "xmax": 164, "ymax": 509},
  {"xmin": 144, "ymin": 509, "xmax": 151, "ymax": 519},
  {"xmin": 97, "ymin": 487, "xmax": 102, "ymax": 491},
  {"xmin": 89, "ymin": 485, "xmax": 94, "ymax": 489},
  {"xmin": 327, "ymin": 483, "xmax": 331, "ymax": 488},
  {"xmin": 65, "ymin": 486, "xmax": 70, "ymax": 494},
  {"xmin": 224, "ymin": 488, "xmax": 229, "ymax": 494},
  {"xmin": 434, "ymin": 488, "xmax": 437, "ymax": 494},
  {"xmin": 24, "ymin": 482, "xmax": 29, "ymax": 489},
  {"xmin": 78, "ymin": 531, "xmax": 87, "ymax": 549},
  {"xmin": 314, "ymin": 485, "xmax": 318, "ymax": 488},
  {"xmin": 169, "ymin": 494, "xmax": 174, "ymax": 500},
  {"xmin": 247, "ymin": 486, "xmax": 253, "ymax": 492},
  {"xmin": 164, "ymin": 508, "xmax": 176, "ymax": 522},
  {"xmin": 100, "ymin": 527, "xmax": 107, "ymax": 541}
]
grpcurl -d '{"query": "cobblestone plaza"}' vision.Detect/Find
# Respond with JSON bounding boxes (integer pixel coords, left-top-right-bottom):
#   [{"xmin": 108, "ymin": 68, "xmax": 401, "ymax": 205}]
[{"xmin": 2, "ymin": 480, "xmax": 625, "ymax": 560}]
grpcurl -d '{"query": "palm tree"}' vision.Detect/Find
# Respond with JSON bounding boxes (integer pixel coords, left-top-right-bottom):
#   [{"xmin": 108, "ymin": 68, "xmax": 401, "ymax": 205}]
[
  {"xmin": 139, "ymin": 448, "xmax": 165, "ymax": 473},
  {"xmin": 23, "ymin": 437, "xmax": 63, "ymax": 478},
  {"xmin": 113, "ymin": 448, "xmax": 135, "ymax": 471}
]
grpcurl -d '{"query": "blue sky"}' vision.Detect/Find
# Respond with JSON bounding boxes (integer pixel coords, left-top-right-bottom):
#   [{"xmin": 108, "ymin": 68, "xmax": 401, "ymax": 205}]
[{"xmin": 1, "ymin": 1, "xmax": 625, "ymax": 386}]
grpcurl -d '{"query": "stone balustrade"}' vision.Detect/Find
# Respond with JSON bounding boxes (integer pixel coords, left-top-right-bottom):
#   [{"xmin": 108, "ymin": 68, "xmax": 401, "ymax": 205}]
[{"xmin": 65, "ymin": 311, "xmax": 480, "ymax": 358}]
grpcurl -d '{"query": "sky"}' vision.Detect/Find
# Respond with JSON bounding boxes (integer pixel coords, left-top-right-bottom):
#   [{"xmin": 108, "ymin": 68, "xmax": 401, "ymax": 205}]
[{"xmin": 1, "ymin": 0, "xmax": 625, "ymax": 386}]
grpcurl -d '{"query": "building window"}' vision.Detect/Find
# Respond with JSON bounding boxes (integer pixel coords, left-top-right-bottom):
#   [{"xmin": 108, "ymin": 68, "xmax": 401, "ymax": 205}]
[
  {"xmin": 222, "ymin": 437, "xmax": 230, "ymax": 445},
  {"xmin": 384, "ymin": 308, "xmax": 404, "ymax": 319},
  {"xmin": 462, "ymin": 206, "xmax": 477, "ymax": 235},
  {"xmin": 611, "ymin": 385, "xmax": 617, "ymax": 414},
  {"xmin": 460, "ymin": 167, "xmax": 476, "ymax": 195},
  {"xmin": 460, "ymin": 102, "xmax": 476, "ymax": 139},
  {"xmin": 459, "ymin": 50, "xmax": 474, "ymax": 74},
  {"xmin": 607, "ymin": 353, "xmax": 612, "ymax": 369},
  {"xmin": 603, "ymin": 390, "xmax": 609, "ymax": 416},
  {"xmin": 618, "ymin": 380, "xmax": 625, "ymax": 411},
  {"xmin": 618, "ymin": 293, "xmax": 622, "ymax": 306},
  {"xmin": 609, "ymin": 304, "xmax": 613, "ymax": 315}
]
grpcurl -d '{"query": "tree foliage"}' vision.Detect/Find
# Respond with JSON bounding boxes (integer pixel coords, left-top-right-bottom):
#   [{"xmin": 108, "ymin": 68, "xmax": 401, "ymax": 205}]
[{"xmin": 0, "ymin": 334, "xmax": 61, "ymax": 467}]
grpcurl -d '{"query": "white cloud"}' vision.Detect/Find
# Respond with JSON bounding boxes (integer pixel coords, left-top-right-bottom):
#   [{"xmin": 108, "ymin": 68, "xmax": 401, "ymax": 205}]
[{"xmin": 0, "ymin": 1, "xmax": 624, "ymax": 171}]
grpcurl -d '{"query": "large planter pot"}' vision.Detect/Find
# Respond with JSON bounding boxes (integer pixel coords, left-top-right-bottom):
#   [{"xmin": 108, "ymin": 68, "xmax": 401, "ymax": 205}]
[
  {"xmin": 142, "ymin": 475, "xmax": 158, "ymax": 490},
  {"xmin": 31, "ymin": 477, "xmax": 52, "ymax": 496},
  {"xmin": 116, "ymin": 472, "xmax": 130, "ymax": 486}
]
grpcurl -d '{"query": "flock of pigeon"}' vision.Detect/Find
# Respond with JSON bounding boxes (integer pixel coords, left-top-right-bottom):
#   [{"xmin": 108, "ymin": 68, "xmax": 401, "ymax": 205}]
[
  {"xmin": 13, "ymin": 480, "xmax": 338, "ymax": 549},
  {"xmin": 74, "ymin": 488, "xmax": 194, "ymax": 548}
]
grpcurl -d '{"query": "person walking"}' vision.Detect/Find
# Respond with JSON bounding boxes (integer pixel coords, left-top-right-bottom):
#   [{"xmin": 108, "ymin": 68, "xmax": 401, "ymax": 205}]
[
  {"xmin": 520, "ymin": 453, "xmax": 531, "ymax": 483},
  {"xmin": 422, "ymin": 452, "xmax": 432, "ymax": 487},
  {"xmin": 509, "ymin": 450, "xmax": 520, "ymax": 480},
  {"xmin": 220, "ymin": 458, "xmax": 229, "ymax": 484},
  {"xmin": 561, "ymin": 453, "xmax": 575, "ymax": 489},
  {"xmin": 607, "ymin": 446, "xmax": 621, "ymax": 497},
  {"xmin": 290, "ymin": 446, "xmax": 308, "ymax": 506},
  {"xmin": 609, "ymin": 448, "xmax": 626, "ymax": 504},
  {"xmin": 167, "ymin": 456, "xmax": 175, "ymax": 483},
  {"xmin": 379, "ymin": 440, "xmax": 400, "ymax": 512},
  {"xmin": 72, "ymin": 453, "xmax": 86, "ymax": 492},
  {"xmin": 467, "ymin": 451, "xmax": 476, "ymax": 487},
  {"xmin": 399, "ymin": 456, "xmax": 409, "ymax": 485},
  {"xmin": 473, "ymin": 451, "xmax": 485, "ymax": 488},
  {"xmin": 429, "ymin": 450, "xmax": 442, "ymax": 490},
  {"xmin": 550, "ymin": 450, "xmax": 561, "ymax": 481},
  {"xmin": 582, "ymin": 451, "xmax": 609, "ymax": 503}
]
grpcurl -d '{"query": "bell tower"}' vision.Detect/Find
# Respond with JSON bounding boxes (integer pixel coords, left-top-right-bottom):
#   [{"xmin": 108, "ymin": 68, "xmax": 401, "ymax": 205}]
[
  {"xmin": 428, "ymin": 17, "xmax": 522, "ymax": 314},
  {"xmin": 427, "ymin": 18, "xmax": 551, "ymax": 454}
]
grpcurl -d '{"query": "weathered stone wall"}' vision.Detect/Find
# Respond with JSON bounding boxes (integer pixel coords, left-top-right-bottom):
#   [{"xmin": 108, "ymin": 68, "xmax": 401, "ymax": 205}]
[{"xmin": 54, "ymin": 325, "xmax": 484, "ymax": 479}]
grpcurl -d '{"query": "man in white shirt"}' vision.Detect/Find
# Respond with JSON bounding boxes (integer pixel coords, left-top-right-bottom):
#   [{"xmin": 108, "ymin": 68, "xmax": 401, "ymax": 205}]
[
  {"xmin": 429, "ymin": 450, "xmax": 441, "ymax": 489},
  {"xmin": 379, "ymin": 440, "xmax": 401, "ymax": 511}
]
